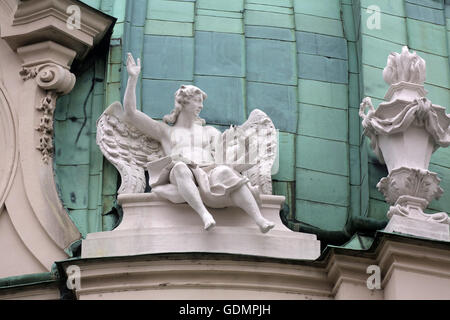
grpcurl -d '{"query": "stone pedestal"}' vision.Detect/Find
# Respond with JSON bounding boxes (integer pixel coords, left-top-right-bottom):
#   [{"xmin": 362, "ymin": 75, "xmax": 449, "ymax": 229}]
[
  {"xmin": 82, "ymin": 194, "xmax": 321, "ymax": 260},
  {"xmin": 377, "ymin": 167, "xmax": 450, "ymax": 241},
  {"xmin": 385, "ymin": 215, "xmax": 449, "ymax": 241}
]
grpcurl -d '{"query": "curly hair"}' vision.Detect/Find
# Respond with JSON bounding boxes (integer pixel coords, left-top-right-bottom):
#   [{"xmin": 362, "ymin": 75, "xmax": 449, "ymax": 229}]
[{"xmin": 163, "ymin": 85, "xmax": 207, "ymax": 125}]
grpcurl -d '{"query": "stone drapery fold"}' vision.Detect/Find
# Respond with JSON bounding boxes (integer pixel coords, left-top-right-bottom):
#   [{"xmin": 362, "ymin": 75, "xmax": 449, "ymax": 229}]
[{"xmin": 361, "ymin": 97, "xmax": 450, "ymax": 163}]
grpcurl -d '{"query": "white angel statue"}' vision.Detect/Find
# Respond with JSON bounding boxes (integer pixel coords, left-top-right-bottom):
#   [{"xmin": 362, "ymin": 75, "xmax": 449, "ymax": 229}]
[{"xmin": 97, "ymin": 53, "xmax": 278, "ymax": 233}]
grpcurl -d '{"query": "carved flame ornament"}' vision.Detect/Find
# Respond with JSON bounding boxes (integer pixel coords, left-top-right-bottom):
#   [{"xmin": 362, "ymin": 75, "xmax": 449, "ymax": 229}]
[
  {"xmin": 360, "ymin": 46, "xmax": 450, "ymax": 241},
  {"xmin": 383, "ymin": 46, "xmax": 426, "ymax": 85}
]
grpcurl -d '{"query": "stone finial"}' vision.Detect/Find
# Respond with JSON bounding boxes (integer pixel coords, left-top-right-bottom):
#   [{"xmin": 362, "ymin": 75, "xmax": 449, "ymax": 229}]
[
  {"xmin": 360, "ymin": 46, "xmax": 450, "ymax": 241},
  {"xmin": 383, "ymin": 46, "xmax": 426, "ymax": 85}
]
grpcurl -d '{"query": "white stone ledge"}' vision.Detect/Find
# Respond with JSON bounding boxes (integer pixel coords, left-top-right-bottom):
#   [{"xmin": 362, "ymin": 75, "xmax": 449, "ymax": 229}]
[{"xmin": 82, "ymin": 193, "xmax": 321, "ymax": 260}]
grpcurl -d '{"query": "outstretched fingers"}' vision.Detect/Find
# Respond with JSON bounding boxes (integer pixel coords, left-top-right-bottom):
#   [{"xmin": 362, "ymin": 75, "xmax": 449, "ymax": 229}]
[{"xmin": 127, "ymin": 52, "xmax": 136, "ymax": 67}]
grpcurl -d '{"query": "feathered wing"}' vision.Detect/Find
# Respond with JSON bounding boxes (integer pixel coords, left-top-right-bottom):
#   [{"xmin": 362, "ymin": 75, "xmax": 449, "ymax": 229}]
[
  {"xmin": 96, "ymin": 102, "xmax": 165, "ymax": 194},
  {"xmin": 221, "ymin": 109, "xmax": 278, "ymax": 194}
]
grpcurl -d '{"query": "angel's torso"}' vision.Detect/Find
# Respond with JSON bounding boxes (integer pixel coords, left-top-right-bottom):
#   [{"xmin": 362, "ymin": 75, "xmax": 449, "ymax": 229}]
[{"xmin": 161, "ymin": 124, "xmax": 220, "ymax": 166}]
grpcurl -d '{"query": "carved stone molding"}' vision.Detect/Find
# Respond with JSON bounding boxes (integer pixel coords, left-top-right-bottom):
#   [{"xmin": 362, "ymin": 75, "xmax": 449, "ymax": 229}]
[
  {"xmin": 35, "ymin": 91, "xmax": 57, "ymax": 164},
  {"xmin": 17, "ymin": 62, "xmax": 76, "ymax": 163},
  {"xmin": 0, "ymin": 0, "xmax": 115, "ymax": 276},
  {"xmin": 10, "ymin": 39, "xmax": 82, "ymax": 260},
  {"xmin": 17, "ymin": 41, "xmax": 77, "ymax": 164},
  {"xmin": 0, "ymin": 84, "xmax": 18, "ymax": 212},
  {"xmin": 17, "ymin": 39, "xmax": 76, "ymax": 69}
]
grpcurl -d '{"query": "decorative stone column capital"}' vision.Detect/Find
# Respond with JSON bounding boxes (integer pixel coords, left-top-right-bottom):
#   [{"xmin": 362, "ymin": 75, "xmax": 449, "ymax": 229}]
[
  {"xmin": 16, "ymin": 41, "xmax": 77, "ymax": 164},
  {"xmin": 17, "ymin": 40, "xmax": 77, "ymax": 94},
  {"xmin": 20, "ymin": 63, "xmax": 76, "ymax": 94}
]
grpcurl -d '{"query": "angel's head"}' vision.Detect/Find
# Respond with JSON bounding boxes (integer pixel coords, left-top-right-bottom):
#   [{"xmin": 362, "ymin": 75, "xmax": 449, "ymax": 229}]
[{"xmin": 163, "ymin": 85, "xmax": 207, "ymax": 125}]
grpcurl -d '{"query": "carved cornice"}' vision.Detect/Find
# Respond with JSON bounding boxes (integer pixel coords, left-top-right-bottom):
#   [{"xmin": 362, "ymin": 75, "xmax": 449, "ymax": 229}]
[
  {"xmin": 378, "ymin": 239, "xmax": 450, "ymax": 290},
  {"xmin": 325, "ymin": 254, "xmax": 378, "ymax": 297},
  {"xmin": 1, "ymin": 0, "xmax": 115, "ymax": 59},
  {"xmin": 17, "ymin": 39, "xmax": 77, "ymax": 69},
  {"xmin": 60, "ymin": 255, "xmax": 332, "ymax": 299}
]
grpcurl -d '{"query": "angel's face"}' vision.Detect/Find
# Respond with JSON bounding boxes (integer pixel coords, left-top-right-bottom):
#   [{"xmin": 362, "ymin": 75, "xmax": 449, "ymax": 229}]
[{"xmin": 183, "ymin": 93, "xmax": 204, "ymax": 117}]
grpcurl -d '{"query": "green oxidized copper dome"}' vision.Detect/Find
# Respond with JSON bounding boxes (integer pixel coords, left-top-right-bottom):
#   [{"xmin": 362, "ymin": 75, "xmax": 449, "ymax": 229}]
[{"xmin": 54, "ymin": 0, "xmax": 450, "ymax": 245}]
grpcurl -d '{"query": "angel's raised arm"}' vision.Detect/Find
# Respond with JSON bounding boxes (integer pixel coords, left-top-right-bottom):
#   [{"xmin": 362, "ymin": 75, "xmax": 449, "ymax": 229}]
[{"xmin": 123, "ymin": 53, "xmax": 167, "ymax": 141}]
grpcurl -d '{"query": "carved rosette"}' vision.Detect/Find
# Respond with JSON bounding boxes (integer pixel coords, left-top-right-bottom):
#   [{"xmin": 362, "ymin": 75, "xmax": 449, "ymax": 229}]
[
  {"xmin": 19, "ymin": 66, "xmax": 38, "ymax": 80},
  {"xmin": 20, "ymin": 63, "xmax": 75, "ymax": 164},
  {"xmin": 377, "ymin": 167, "xmax": 443, "ymax": 205}
]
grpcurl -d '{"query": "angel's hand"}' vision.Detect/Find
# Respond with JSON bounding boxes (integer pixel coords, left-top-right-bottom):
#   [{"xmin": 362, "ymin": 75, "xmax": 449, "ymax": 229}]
[{"xmin": 127, "ymin": 53, "xmax": 141, "ymax": 78}]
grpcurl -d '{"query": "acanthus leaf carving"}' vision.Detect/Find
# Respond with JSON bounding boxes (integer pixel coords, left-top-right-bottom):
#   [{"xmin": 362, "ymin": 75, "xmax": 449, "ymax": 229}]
[
  {"xmin": 377, "ymin": 167, "xmax": 443, "ymax": 205},
  {"xmin": 19, "ymin": 66, "xmax": 38, "ymax": 80}
]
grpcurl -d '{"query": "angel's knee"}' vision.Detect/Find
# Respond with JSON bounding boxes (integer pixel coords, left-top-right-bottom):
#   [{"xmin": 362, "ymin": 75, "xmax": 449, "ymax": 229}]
[
  {"xmin": 211, "ymin": 165, "xmax": 237, "ymax": 180},
  {"xmin": 170, "ymin": 162, "xmax": 193, "ymax": 183}
]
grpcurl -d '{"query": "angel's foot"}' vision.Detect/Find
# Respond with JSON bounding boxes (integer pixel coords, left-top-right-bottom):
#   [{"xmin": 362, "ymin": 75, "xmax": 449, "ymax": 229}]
[
  {"xmin": 258, "ymin": 219, "xmax": 275, "ymax": 234},
  {"xmin": 202, "ymin": 214, "xmax": 216, "ymax": 231}
]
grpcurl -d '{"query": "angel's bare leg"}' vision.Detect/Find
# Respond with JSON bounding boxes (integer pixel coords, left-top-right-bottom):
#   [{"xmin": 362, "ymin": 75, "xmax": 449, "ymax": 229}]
[
  {"xmin": 170, "ymin": 162, "xmax": 216, "ymax": 230},
  {"xmin": 230, "ymin": 185, "xmax": 275, "ymax": 233}
]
